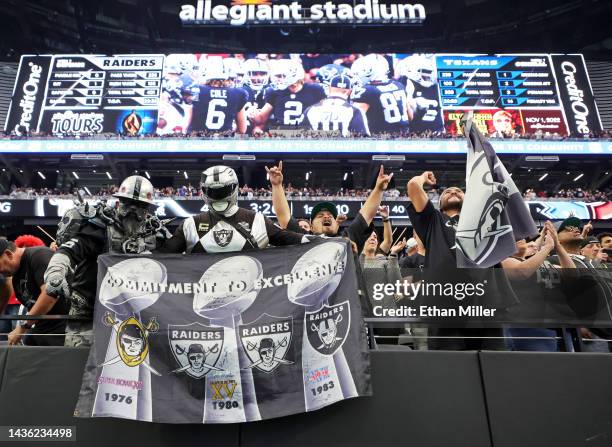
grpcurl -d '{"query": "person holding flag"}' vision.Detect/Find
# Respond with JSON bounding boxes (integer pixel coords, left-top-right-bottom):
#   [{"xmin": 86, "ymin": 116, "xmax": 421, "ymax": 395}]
[{"xmin": 407, "ymin": 112, "xmax": 537, "ymax": 350}]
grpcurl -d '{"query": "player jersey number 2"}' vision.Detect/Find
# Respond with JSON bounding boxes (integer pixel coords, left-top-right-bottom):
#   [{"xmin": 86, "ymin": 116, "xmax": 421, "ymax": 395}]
[
  {"xmin": 283, "ymin": 101, "xmax": 303, "ymax": 125},
  {"xmin": 380, "ymin": 91, "xmax": 408, "ymax": 124},
  {"xmin": 206, "ymin": 98, "xmax": 227, "ymax": 130}
]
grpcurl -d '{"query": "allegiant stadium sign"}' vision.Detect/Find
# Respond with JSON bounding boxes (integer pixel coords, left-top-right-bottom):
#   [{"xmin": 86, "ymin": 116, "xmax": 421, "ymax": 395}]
[{"xmin": 179, "ymin": 0, "xmax": 426, "ymax": 26}]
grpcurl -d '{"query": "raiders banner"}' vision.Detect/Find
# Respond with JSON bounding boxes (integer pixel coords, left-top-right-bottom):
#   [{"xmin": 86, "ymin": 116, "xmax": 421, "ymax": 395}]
[{"xmin": 74, "ymin": 238, "xmax": 371, "ymax": 423}]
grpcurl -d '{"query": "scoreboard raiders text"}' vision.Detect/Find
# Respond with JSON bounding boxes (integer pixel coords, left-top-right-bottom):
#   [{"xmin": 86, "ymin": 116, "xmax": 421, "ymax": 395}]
[{"xmin": 6, "ymin": 55, "xmax": 163, "ymax": 137}]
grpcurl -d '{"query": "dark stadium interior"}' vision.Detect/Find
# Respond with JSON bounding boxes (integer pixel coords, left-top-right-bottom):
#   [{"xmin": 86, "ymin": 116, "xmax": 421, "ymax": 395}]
[
  {"xmin": 0, "ymin": 1, "xmax": 608, "ymax": 234},
  {"xmin": 0, "ymin": 153, "xmax": 610, "ymax": 194},
  {"xmin": 0, "ymin": 0, "xmax": 612, "ymax": 198},
  {"xmin": 0, "ymin": 1, "xmax": 611, "ymax": 445},
  {"xmin": 0, "ymin": 151, "xmax": 607, "ymax": 241},
  {"xmin": 0, "ymin": 0, "xmax": 610, "ymax": 201},
  {"xmin": 0, "ymin": 0, "xmax": 611, "ymax": 57}
]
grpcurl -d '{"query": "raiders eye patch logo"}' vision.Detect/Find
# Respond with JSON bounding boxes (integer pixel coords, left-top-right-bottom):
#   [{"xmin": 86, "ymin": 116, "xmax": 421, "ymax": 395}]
[
  {"xmin": 213, "ymin": 229, "xmax": 233, "ymax": 247},
  {"xmin": 305, "ymin": 301, "xmax": 350, "ymax": 356},
  {"xmin": 239, "ymin": 314, "xmax": 294, "ymax": 374},
  {"xmin": 168, "ymin": 323, "xmax": 224, "ymax": 379}
]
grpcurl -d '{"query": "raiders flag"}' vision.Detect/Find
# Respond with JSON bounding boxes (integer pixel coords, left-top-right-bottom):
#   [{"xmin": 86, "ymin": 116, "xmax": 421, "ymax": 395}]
[
  {"xmin": 456, "ymin": 112, "xmax": 538, "ymax": 268},
  {"xmin": 74, "ymin": 238, "xmax": 371, "ymax": 423}
]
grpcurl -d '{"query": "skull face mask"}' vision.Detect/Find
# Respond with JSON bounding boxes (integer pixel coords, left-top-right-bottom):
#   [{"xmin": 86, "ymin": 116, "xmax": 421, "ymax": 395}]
[
  {"xmin": 116, "ymin": 198, "xmax": 150, "ymax": 236},
  {"xmin": 113, "ymin": 175, "xmax": 156, "ymax": 237}
]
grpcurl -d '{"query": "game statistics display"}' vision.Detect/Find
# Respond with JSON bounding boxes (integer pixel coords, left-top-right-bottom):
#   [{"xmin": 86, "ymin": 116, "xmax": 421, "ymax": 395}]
[
  {"xmin": 3, "ymin": 53, "xmax": 603, "ymax": 153},
  {"xmin": 438, "ymin": 55, "xmax": 560, "ymax": 108},
  {"xmin": 7, "ymin": 54, "xmax": 163, "ymax": 137},
  {"xmin": 438, "ymin": 54, "xmax": 598, "ymax": 138}
]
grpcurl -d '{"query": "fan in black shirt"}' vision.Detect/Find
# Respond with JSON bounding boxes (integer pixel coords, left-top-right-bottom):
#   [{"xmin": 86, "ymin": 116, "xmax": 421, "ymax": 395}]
[
  {"xmin": 407, "ymin": 171, "xmax": 506, "ymax": 351},
  {"xmin": 399, "ymin": 232, "xmax": 426, "ymax": 271},
  {"xmin": 0, "ymin": 241, "xmax": 68, "ymax": 346},
  {"xmin": 266, "ymin": 161, "xmax": 393, "ymax": 254},
  {"xmin": 407, "ymin": 177, "xmax": 462, "ymax": 271}
]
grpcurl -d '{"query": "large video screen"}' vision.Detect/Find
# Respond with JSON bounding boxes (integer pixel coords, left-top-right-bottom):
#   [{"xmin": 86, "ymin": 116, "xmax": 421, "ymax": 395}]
[{"xmin": 4, "ymin": 53, "xmax": 603, "ymax": 149}]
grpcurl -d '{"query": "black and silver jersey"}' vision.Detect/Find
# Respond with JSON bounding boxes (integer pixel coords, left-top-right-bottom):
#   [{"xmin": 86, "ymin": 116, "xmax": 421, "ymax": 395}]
[{"xmin": 159, "ymin": 208, "xmax": 307, "ymax": 254}]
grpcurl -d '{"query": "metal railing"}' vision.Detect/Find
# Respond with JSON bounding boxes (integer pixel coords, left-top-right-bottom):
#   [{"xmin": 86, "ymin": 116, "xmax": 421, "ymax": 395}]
[{"xmin": 1, "ymin": 313, "xmax": 610, "ymax": 353}]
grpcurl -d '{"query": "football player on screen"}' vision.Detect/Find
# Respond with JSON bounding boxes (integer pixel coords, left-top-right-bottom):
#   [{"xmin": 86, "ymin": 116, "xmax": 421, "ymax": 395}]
[
  {"xmin": 314, "ymin": 63, "xmax": 350, "ymax": 95},
  {"xmin": 249, "ymin": 59, "xmax": 326, "ymax": 130},
  {"xmin": 156, "ymin": 54, "xmax": 199, "ymax": 135},
  {"xmin": 303, "ymin": 71, "xmax": 370, "ymax": 137},
  {"xmin": 190, "ymin": 57, "xmax": 248, "ymax": 134},
  {"xmin": 223, "ymin": 57, "xmax": 246, "ymax": 88},
  {"xmin": 351, "ymin": 54, "xmax": 413, "ymax": 134},
  {"xmin": 241, "ymin": 58, "xmax": 271, "ymax": 134},
  {"xmin": 396, "ymin": 54, "xmax": 444, "ymax": 133}
]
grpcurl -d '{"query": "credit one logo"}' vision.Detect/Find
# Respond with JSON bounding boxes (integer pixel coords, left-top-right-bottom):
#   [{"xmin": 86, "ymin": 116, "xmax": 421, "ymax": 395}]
[
  {"xmin": 14, "ymin": 62, "xmax": 43, "ymax": 136},
  {"xmin": 561, "ymin": 61, "xmax": 591, "ymax": 135}
]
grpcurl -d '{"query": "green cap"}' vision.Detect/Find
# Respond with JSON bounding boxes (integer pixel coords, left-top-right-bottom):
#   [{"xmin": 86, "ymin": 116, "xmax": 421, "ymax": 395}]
[
  {"xmin": 557, "ymin": 216, "xmax": 583, "ymax": 232},
  {"xmin": 310, "ymin": 202, "xmax": 338, "ymax": 221}
]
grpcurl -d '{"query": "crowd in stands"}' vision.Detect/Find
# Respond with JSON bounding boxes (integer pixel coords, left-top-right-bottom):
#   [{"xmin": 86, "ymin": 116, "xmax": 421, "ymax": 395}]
[
  {"xmin": 3, "ymin": 128, "xmax": 612, "ymax": 141},
  {"xmin": 1, "ymin": 161, "xmax": 611, "ymax": 354},
  {"xmin": 522, "ymin": 188, "xmax": 610, "ymax": 202},
  {"xmin": 4, "ymin": 185, "xmax": 610, "ymax": 202}
]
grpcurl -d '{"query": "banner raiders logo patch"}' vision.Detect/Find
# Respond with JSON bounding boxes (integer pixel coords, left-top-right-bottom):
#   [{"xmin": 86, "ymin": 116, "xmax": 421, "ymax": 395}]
[
  {"xmin": 213, "ymin": 229, "xmax": 233, "ymax": 247},
  {"xmin": 305, "ymin": 301, "xmax": 350, "ymax": 356},
  {"xmin": 100, "ymin": 313, "xmax": 161, "ymax": 375},
  {"xmin": 168, "ymin": 323, "xmax": 224, "ymax": 379},
  {"xmin": 239, "ymin": 314, "xmax": 294, "ymax": 373}
]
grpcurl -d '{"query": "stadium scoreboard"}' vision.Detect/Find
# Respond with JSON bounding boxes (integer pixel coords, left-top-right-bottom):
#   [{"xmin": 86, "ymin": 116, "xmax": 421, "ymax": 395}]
[
  {"xmin": 8, "ymin": 55, "xmax": 163, "ymax": 136},
  {"xmin": 3, "ymin": 53, "xmax": 603, "ymax": 154},
  {"xmin": 438, "ymin": 55, "xmax": 559, "ymax": 108},
  {"xmin": 45, "ymin": 55, "xmax": 163, "ymax": 110}
]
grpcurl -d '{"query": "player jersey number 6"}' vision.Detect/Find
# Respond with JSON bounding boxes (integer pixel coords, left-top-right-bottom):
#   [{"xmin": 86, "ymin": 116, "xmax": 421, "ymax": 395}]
[
  {"xmin": 206, "ymin": 98, "xmax": 227, "ymax": 130},
  {"xmin": 380, "ymin": 91, "xmax": 408, "ymax": 124}
]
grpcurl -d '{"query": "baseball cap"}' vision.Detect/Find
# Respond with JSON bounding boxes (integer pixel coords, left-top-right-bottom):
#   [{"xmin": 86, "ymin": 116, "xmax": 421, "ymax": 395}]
[
  {"xmin": 0, "ymin": 239, "xmax": 10, "ymax": 253},
  {"xmin": 406, "ymin": 238, "xmax": 418, "ymax": 249},
  {"xmin": 310, "ymin": 202, "xmax": 338, "ymax": 221},
  {"xmin": 580, "ymin": 236, "xmax": 599, "ymax": 248},
  {"xmin": 557, "ymin": 216, "xmax": 583, "ymax": 232},
  {"xmin": 330, "ymin": 74, "xmax": 353, "ymax": 90}
]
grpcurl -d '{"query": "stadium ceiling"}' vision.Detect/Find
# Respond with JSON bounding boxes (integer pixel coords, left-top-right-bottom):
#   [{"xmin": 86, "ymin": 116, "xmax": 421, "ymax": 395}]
[
  {"xmin": 1, "ymin": 154, "xmax": 609, "ymax": 193},
  {"xmin": 0, "ymin": 0, "xmax": 611, "ymax": 58}
]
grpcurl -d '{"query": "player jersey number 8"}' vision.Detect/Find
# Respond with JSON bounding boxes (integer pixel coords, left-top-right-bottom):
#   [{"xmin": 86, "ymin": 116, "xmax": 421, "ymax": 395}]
[
  {"xmin": 206, "ymin": 98, "xmax": 227, "ymax": 130},
  {"xmin": 283, "ymin": 101, "xmax": 303, "ymax": 125},
  {"xmin": 380, "ymin": 91, "xmax": 408, "ymax": 124}
]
